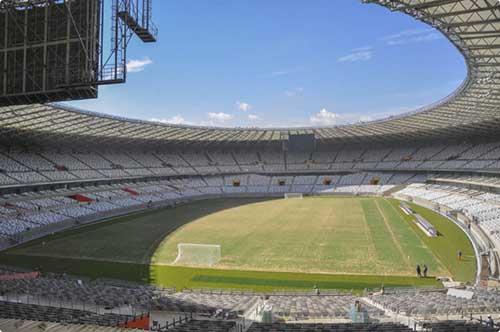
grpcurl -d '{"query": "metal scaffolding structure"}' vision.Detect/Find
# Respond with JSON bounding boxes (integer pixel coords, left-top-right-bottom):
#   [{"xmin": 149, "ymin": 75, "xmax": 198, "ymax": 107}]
[
  {"xmin": 0, "ymin": 0, "xmax": 157, "ymax": 106},
  {"xmin": 117, "ymin": 0, "xmax": 157, "ymax": 43}
]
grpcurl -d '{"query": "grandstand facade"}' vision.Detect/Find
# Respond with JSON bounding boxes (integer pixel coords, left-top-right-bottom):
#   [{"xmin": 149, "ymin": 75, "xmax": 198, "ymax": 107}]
[{"xmin": 1, "ymin": 0, "xmax": 500, "ymax": 331}]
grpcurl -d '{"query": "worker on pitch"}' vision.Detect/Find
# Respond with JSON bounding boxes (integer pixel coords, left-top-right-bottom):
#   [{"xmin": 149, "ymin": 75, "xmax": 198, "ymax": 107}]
[{"xmin": 416, "ymin": 264, "xmax": 429, "ymax": 278}]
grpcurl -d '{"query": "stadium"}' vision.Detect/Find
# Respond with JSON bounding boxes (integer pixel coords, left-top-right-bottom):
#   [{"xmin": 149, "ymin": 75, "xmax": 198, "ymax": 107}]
[{"xmin": 0, "ymin": 0, "xmax": 499, "ymax": 331}]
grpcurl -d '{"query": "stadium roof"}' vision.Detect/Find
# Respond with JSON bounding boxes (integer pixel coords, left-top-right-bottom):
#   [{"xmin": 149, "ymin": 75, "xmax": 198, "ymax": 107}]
[{"xmin": 1, "ymin": 0, "xmax": 500, "ymax": 147}]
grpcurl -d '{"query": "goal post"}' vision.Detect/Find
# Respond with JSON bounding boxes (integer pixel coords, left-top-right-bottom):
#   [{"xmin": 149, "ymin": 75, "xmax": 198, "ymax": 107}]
[
  {"xmin": 284, "ymin": 193, "xmax": 303, "ymax": 199},
  {"xmin": 174, "ymin": 243, "xmax": 221, "ymax": 267}
]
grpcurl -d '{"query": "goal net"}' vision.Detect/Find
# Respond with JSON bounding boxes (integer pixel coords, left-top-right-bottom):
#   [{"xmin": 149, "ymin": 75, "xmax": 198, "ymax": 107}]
[
  {"xmin": 284, "ymin": 193, "xmax": 303, "ymax": 199},
  {"xmin": 174, "ymin": 243, "xmax": 221, "ymax": 267}
]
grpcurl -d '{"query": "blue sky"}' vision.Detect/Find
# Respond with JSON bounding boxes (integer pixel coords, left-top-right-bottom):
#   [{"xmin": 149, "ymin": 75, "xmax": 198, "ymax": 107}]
[{"xmin": 69, "ymin": 0, "xmax": 466, "ymax": 128}]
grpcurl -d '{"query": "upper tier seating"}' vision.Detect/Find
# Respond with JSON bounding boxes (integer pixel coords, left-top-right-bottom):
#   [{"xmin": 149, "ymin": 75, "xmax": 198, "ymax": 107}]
[
  {"xmin": 335, "ymin": 149, "xmax": 364, "ymax": 162},
  {"xmin": 0, "ymin": 140, "xmax": 499, "ymax": 186}
]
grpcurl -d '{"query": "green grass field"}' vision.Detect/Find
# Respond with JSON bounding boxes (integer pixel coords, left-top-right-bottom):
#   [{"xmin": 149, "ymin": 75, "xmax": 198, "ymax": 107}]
[
  {"xmin": 156, "ymin": 197, "xmax": 449, "ymax": 276},
  {"xmin": 0, "ymin": 196, "xmax": 476, "ymax": 292}
]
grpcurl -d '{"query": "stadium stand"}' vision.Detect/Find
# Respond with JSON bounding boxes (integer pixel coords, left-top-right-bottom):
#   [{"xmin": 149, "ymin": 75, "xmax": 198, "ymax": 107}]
[
  {"xmin": 368, "ymin": 288, "xmax": 500, "ymax": 316},
  {"xmin": 0, "ymin": 165, "xmax": 499, "ymax": 258},
  {"xmin": 247, "ymin": 323, "xmax": 414, "ymax": 332},
  {"xmin": 1, "ymin": 141, "xmax": 500, "ymax": 186},
  {"xmin": 0, "ymin": 301, "xmax": 140, "ymax": 327},
  {"xmin": 161, "ymin": 319, "xmax": 236, "ymax": 332},
  {"xmin": 0, "ymin": 266, "xmax": 499, "ymax": 330},
  {"xmin": 0, "ymin": 319, "xmax": 146, "ymax": 332},
  {"xmin": 2, "ymin": 272, "xmax": 499, "ymax": 322},
  {"xmin": 264, "ymin": 294, "xmax": 384, "ymax": 320},
  {"xmin": 1, "ymin": 0, "xmax": 500, "ymax": 331},
  {"xmin": 247, "ymin": 322, "xmax": 499, "ymax": 332}
]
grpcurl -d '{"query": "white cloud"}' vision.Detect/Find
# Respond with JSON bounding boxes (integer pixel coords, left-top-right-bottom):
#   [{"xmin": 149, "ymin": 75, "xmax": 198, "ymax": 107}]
[
  {"xmin": 127, "ymin": 57, "xmax": 153, "ymax": 73},
  {"xmin": 382, "ymin": 29, "xmax": 442, "ymax": 46},
  {"xmin": 285, "ymin": 87, "xmax": 304, "ymax": 97},
  {"xmin": 236, "ymin": 101, "xmax": 252, "ymax": 112},
  {"xmin": 151, "ymin": 115, "xmax": 190, "ymax": 125},
  {"xmin": 310, "ymin": 108, "xmax": 339, "ymax": 125},
  {"xmin": 338, "ymin": 47, "xmax": 373, "ymax": 63},
  {"xmin": 208, "ymin": 112, "xmax": 233, "ymax": 122},
  {"xmin": 248, "ymin": 114, "xmax": 260, "ymax": 121}
]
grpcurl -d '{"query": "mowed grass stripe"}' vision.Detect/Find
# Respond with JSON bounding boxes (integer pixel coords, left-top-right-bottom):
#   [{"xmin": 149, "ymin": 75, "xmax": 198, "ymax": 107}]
[
  {"xmin": 360, "ymin": 199, "xmax": 409, "ymax": 275},
  {"xmin": 373, "ymin": 199, "xmax": 412, "ymax": 270},
  {"xmin": 150, "ymin": 265, "xmax": 440, "ymax": 293},
  {"xmin": 386, "ymin": 199, "xmax": 476, "ymax": 282},
  {"xmin": 380, "ymin": 199, "xmax": 448, "ymax": 276},
  {"xmin": 0, "ymin": 254, "xmax": 441, "ymax": 293},
  {"xmin": 358, "ymin": 201, "xmax": 378, "ymax": 265},
  {"xmin": 190, "ymin": 275, "xmax": 423, "ymax": 290}
]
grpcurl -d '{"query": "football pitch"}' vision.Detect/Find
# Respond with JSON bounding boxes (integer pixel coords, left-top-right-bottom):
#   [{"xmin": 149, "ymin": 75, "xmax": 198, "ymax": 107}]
[{"xmin": 0, "ymin": 196, "xmax": 476, "ymax": 292}]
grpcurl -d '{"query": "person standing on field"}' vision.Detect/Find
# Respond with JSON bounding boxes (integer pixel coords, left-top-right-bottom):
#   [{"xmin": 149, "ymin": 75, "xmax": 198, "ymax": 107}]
[
  {"xmin": 423, "ymin": 265, "xmax": 428, "ymax": 278},
  {"xmin": 416, "ymin": 264, "xmax": 421, "ymax": 277},
  {"xmin": 487, "ymin": 316, "xmax": 494, "ymax": 328}
]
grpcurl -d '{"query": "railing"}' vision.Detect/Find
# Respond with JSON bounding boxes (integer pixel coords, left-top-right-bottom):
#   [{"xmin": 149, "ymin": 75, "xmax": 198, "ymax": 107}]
[
  {"xmin": 98, "ymin": 64, "xmax": 126, "ymax": 83},
  {"xmin": 181, "ymin": 287, "xmax": 353, "ymax": 297},
  {"xmin": 150, "ymin": 312, "xmax": 192, "ymax": 331}
]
